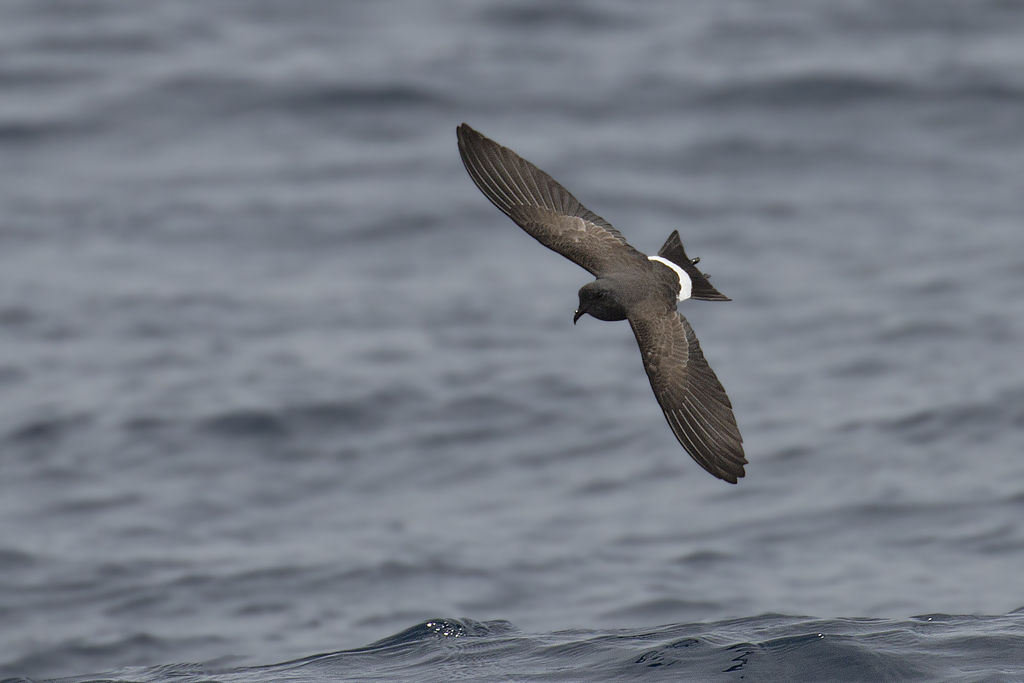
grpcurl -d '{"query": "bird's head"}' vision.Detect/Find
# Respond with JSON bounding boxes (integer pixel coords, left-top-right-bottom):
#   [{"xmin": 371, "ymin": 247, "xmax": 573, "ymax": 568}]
[{"xmin": 574, "ymin": 280, "xmax": 628, "ymax": 324}]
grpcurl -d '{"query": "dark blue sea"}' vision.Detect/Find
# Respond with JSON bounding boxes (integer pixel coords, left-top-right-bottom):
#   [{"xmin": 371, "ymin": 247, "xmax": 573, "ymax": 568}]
[{"xmin": 2, "ymin": 1, "xmax": 1024, "ymax": 680}]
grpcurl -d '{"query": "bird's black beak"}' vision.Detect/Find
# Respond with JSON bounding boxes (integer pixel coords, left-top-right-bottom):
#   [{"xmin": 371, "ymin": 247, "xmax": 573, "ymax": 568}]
[{"xmin": 573, "ymin": 309, "xmax": 584, "ymax": 325}]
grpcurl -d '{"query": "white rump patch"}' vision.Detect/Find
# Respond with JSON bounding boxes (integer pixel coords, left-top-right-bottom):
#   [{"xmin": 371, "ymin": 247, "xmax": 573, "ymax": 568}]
[{"xmin": 648, "ymin": 256, "xmax": 692, "ymax": 301}]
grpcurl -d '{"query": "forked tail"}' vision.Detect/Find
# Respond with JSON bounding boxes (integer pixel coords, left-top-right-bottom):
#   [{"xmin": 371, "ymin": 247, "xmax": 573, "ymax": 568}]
[{"xmin": 657, "ymin": 230, "xmax": 731, "ymax": 301}]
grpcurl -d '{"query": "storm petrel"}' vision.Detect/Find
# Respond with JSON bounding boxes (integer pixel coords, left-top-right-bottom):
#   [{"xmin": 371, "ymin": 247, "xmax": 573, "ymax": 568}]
[{"xmin": 457, "ymin": 124, "xmax": 746, "ymax": 483}]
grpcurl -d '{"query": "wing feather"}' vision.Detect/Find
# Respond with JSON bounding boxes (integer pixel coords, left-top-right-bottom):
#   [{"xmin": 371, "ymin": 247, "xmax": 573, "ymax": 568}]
[
  {"xmin": 458, "ymin": 123, "xmax": 644, "ymax": 276},
  {"xmin": 629, "ymin": 308, "xmax": 747, "ymax": 483}
]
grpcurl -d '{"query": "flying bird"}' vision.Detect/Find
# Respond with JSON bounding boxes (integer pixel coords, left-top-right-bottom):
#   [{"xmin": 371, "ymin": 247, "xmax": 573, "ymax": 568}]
[{"xmin": 456, "ymin": 124, "xmax": 746, "ymax": 483}]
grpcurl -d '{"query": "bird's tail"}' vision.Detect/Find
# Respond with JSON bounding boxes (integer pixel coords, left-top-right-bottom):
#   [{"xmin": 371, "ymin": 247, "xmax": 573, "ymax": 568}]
[{"xmin": 658, "ymin": 231, "xmax": 731, "ymax": 301}]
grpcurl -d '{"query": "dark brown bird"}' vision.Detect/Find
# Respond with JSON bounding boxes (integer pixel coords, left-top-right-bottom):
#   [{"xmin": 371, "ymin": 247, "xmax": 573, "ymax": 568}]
[{"xmin": 457, "ymin": 123, "xmax": 746, "ymax": 483}]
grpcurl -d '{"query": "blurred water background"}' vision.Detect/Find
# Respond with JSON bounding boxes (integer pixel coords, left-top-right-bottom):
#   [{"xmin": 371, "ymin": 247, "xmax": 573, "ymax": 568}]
[{"xmin": 2, "ymin": 0, "xmax": 1024, "ymax": 680}]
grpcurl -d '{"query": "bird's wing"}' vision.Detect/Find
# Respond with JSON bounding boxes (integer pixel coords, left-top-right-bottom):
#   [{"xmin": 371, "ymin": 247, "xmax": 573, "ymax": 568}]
[
  {"xmin": 628, "ymin": 305, "xmax": 746, "ymax": 483},
  {"xmin": 457, "ymin": 123, "xmax": 645, "ymax": 276}
]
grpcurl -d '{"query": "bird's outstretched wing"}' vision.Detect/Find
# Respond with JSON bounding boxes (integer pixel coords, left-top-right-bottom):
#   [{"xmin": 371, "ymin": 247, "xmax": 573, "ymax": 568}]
[
  {"xmin": 457, "ymin": 123, "xmax": 645, "ymax": 276},
  {"xmin": 629, "ymin": 306, "xmax": 746, "ymax": 483}
]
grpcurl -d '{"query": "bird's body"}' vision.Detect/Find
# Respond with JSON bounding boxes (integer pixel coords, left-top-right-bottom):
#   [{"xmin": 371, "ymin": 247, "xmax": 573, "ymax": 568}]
[{"xmin": 457, "ymin": 124, "xmax": 746, "ymax": 483}]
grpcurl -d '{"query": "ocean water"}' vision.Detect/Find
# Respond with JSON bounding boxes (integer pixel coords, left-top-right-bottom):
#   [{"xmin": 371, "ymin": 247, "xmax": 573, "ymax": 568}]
[{"xmin": 2, "ymin": 0, "xmax": 1024, "ymax": 680}]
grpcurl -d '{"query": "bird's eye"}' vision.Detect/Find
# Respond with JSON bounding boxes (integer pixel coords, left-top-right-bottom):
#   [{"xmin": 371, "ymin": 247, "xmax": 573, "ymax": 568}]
[{"xmin": 597, "ymin": 290, "xmax": 607, "ymax": 299}]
